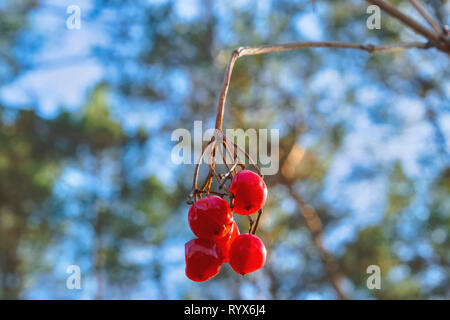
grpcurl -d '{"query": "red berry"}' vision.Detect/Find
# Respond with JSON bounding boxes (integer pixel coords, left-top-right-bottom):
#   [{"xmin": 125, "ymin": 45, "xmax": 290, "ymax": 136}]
[
  {"xmin": 229, "ymin": 234, "xmax": 266, "ymax": 275},
  {"xmin": 185, "ymin": 238, "xmax": 224, "ymax": 282},
  {"xmin": 214, "ymin": 221, "xmax": 240, "ymax": 263},
  {"xmin": 188, "ymin": 196, "xmax": 233, "ymax": 239},
  {"xmin": 230, "ymin": 170, "xmax": 267, "ymax": 215}
]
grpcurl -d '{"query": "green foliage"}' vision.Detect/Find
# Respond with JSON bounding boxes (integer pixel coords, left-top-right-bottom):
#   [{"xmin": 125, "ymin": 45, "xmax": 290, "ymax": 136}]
[{"xmin": 386, "ymin": 162, "xmax": 415, "ymax": 217}]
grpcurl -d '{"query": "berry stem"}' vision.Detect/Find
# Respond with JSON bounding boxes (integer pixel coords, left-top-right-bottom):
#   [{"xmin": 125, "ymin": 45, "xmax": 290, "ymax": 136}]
[
  {"xmin": 247, "ymin": 215, "xmax": 254, "ymax": 234},
  {"xmin": 251, "ymin": 209, "xmax": 262, "ymax": 235}
]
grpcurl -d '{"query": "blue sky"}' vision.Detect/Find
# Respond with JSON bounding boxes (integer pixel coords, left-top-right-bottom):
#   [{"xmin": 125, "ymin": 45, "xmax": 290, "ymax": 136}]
[{"xmin": 0, "ymin": 0, "xmax": 103, "ymax": 117}]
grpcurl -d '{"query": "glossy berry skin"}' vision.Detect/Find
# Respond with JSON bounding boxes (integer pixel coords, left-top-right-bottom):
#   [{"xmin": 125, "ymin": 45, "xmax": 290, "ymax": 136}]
[
  {"xmin": 230, "ymin": 170, "xmax": 267, "ymax": 215},
  {"xmin": 229, "ymin": 234, "xmax": 266, "ymax": 275},
  {"xmin": 188, "ymin": 196, "xmax": 233, "ymax": 239},
  {"xmin": 185, "ymin": 238, "xmax": 224, "ymax": 282},
  {"xmin": 214, "ymin": 221, "xmax": 240, "ymax": 263}
]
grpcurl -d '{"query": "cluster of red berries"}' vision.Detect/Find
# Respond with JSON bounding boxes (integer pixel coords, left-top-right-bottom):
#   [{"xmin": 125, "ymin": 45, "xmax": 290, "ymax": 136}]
[{"xmin": 185, "ymin": 170, "xmax": 268, "ymax": 282}]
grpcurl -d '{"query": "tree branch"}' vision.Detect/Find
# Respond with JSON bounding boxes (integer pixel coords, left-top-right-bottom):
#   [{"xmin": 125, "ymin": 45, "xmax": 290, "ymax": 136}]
[
  {"xmin": 407, "ymin": 0, "xmax": 442, "ymax": 34},
  {"xmin": 214, "ymin": 40, "xmax": 431, "ymax": 130},
  {"xmin": 285, "ymin": 182, "xmax": 348, "ymax": 300}
]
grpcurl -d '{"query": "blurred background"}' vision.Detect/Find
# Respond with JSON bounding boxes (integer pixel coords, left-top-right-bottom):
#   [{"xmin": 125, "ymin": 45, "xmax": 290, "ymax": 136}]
[{"xmin": 0, "ymin": 0, "xmax": 449, "ymax": 299}]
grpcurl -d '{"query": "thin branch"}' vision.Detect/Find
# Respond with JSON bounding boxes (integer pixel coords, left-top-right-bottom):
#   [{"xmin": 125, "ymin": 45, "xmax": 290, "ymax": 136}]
[
  {"xmin": 247, "ymin": 216, "xmax": 254, "ymax": 234},
  {"xmin": 223, "ymin": 132, "xmax": 262, "ymax": 175},
  {"xmin": 251, "ymin": 209, "xmax": 263, "ymax": 235},
  {"xmin": 214, "ymin": 40, "xmax": 431, "ymax": 131},
  {"xmin": 285, "ymin": 182, "xmax": 348, "ymax": 300},
  {"xmin": 407, "ymin": 0, "xmax": 442, "ymax": 34},
  {"xmin": 190, "ymin": 138, "xmax": 215, "ymax": 202}
]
